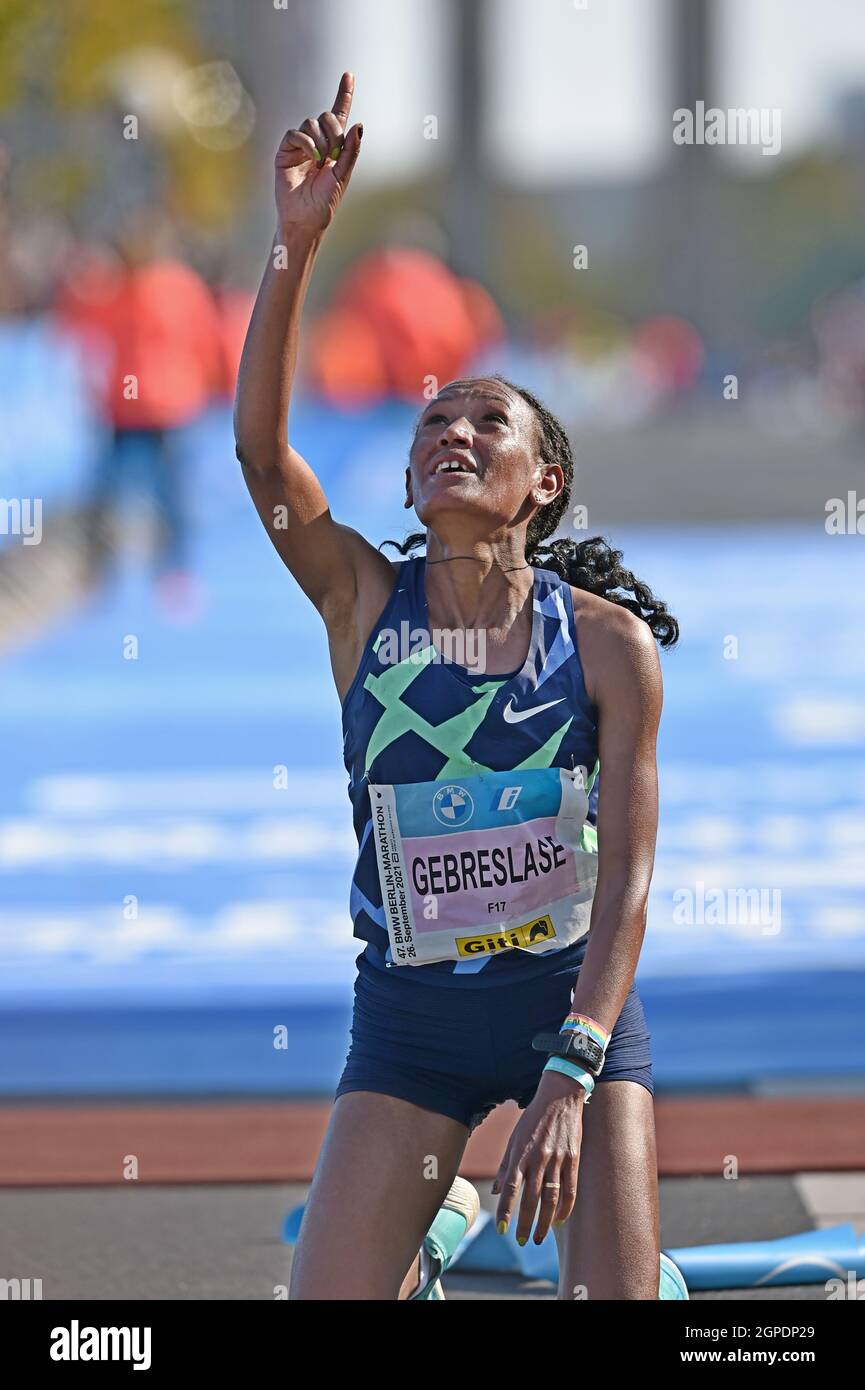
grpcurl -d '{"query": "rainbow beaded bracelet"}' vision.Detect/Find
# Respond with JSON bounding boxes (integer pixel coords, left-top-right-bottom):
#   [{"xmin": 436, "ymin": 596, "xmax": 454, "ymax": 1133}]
[{"xmin": 560, "ymin": 1012, "xmax": 610, "ymax": 1050}]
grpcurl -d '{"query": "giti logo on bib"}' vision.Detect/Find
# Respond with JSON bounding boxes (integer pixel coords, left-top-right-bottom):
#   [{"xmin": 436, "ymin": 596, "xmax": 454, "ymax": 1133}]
[{"xmin": 457, "ymin": 915, "xmax": 556, "ymax": 957}]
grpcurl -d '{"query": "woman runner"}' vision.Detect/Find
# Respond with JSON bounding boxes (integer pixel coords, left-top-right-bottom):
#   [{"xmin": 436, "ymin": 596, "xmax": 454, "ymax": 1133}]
[{"xmin": 235, "ymin": 73, "xmax": 684, "ymax": 1301}]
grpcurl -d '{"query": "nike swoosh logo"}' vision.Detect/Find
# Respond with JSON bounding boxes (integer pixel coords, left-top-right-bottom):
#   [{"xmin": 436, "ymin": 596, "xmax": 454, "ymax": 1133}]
[{"xmin": 502, "ymin": 696, "xmax": 567, "ymax": 724}]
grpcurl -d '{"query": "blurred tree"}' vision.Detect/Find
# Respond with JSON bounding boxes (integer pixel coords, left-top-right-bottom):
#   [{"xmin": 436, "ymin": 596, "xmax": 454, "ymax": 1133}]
[
  {"xmin": 0, "ymin": 0, "xmax": 249, "ymax": 230},
  {"xmin": 0, "ymin": 0, "xmax": 192, "ymax": 109}
]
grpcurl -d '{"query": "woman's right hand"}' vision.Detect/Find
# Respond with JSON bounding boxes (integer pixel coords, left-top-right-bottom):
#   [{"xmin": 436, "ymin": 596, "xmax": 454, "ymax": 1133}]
[{"xmin": 274, "ymin": 71, "xmax": 362, "ymax": 235}]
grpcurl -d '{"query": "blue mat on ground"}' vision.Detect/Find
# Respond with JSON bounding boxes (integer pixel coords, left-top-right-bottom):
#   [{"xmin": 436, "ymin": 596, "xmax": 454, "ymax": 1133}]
[{"xmin": 283, "ymin": 1202, "xmax": 865, "ymax": 1290}]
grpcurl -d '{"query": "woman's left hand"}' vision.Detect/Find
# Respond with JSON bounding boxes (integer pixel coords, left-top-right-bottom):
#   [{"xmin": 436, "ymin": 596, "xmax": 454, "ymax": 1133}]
[{"xmin": 492, "ymin": 1070, "xmax": 586, "ymax": 1245}]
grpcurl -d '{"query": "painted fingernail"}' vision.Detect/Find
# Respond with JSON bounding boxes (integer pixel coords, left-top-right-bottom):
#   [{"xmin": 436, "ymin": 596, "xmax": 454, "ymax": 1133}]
[
  {"xmin": 554, "ymin": 1219, "xmax": 568, "ymax": 1228},
  {"xmin": 496, "ymin": 1221, "xmax": 508, "ymax": 1235},
  {"xmin": 314, "ymin": 150, "xmax": 322, "ymax": 163},
  {"xmin": 516, "ymin": 1236, "xmax": 527, "ymax": 1247},
  {"xmin": 330, "ymin": 146, "xmax": 340, "ymax": 159}
]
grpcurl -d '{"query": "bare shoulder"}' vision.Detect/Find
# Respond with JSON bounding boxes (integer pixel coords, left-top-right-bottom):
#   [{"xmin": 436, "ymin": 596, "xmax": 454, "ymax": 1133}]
[
  {"xmin": 320, "ymin": 524, "xmax": 401, "ymax": 630},
  {"xmin": 319, "ymin": 528, "xmax": 407, "ymax": 706},
  {"xmin": 568, "ymin": 585, "xmax": 661, "ymax": 707}
]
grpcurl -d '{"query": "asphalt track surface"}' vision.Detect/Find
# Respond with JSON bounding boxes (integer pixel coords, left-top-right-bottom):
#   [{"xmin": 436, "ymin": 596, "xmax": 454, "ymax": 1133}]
[
  {"xmin": 1, "ymin": 1172, "xmax": 861, "ymax": 1300},
  {"xmin": 1, "ymin": 1097, "xmax": 864, "ymax": 1301},
  {"xmin": 3, "ymin": 1097, "xmax": 865, "ymax": 1183}
]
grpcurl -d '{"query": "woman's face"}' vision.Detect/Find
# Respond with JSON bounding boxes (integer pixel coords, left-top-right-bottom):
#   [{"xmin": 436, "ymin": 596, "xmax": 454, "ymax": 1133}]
[{"xmin": 405, "ymin": 380, "xmax": 562, "ymax": 538}]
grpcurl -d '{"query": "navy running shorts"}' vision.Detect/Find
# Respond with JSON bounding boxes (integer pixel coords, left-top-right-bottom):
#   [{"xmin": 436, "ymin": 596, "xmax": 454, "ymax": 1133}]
[{"xmin": 335, "ymin": 949, "xmax": 654, "ymax": 1132}]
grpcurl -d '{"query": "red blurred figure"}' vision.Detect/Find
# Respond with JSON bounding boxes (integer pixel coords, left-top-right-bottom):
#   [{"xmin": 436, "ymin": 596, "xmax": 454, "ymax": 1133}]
[
  {"xmin": 632, "ymin": 316, "xmax": 704, "ymax": 393},
  {"xmin": 55, "ymin": 211, "xmax": 223, "ymax": 608},
  {"xmin": 306, "ymin": 247, "xmax": 505, "ymax": 407},
  {"xmin": 211, "ymin": 285, "xmax": 256, "ymax": 401}
]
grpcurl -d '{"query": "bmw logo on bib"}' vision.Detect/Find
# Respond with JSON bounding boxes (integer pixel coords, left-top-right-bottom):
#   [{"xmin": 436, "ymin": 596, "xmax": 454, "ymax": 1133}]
[{"xmin": 432, "ymin": 784, "xmax": 474, "ymax": 827}]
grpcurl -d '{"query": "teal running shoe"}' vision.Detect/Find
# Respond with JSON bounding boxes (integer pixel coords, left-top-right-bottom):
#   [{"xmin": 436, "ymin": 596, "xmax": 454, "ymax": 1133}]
[
  {"xmin": 659, "ymin": 1251, "xmax": 689, "ymax": 1299},
  {"xmin": 409, "ymin": 1176, "xmax": 480, "ymax": 1301}
]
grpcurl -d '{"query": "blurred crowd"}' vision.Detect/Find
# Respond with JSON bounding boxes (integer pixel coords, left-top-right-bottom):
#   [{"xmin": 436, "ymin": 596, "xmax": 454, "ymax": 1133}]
[
  {"xmin": 3, "ymin": 114, "xmax": 865, "ymax": 612},
  {"xmin": 4, "ymin": 154, "xmax": 864, "ymax": 447}
]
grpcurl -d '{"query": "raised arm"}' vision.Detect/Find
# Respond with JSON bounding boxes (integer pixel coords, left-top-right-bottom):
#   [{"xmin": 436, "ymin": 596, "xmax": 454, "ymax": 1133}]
[{"xmin": 234, "ymin": 72, "xmax": 393, "ymax": 640}]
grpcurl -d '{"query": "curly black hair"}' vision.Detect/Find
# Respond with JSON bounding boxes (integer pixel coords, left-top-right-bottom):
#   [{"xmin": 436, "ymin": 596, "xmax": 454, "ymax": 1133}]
[{"xmin": 380, "ymin": 373, "xmax": 679, "ymax": 648}]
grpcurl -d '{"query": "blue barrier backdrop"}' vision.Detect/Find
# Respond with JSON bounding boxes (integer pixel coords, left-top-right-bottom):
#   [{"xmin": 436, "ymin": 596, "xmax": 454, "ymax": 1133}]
[{"xmin": 2, "ymin": 323, "xmax": 864, "ymax": 1093}]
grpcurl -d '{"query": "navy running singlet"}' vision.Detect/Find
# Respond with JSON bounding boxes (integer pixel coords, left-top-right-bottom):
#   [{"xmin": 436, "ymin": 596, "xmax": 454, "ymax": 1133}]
[{"xmin": 341, "ymin": 555, "xmax": 600, "ymax": 987}]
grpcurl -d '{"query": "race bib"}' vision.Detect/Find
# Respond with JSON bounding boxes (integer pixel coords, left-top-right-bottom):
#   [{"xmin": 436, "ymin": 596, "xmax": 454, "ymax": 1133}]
[{"xmin": 368, "ymin": 767, "xmax": 598, "ymax": 967}]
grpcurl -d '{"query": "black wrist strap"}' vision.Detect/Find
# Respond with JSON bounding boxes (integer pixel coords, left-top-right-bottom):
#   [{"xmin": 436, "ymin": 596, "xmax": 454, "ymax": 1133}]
[{"xmin": 531, "ymin": 1030, "xmax": 606, "ymax": 1077}]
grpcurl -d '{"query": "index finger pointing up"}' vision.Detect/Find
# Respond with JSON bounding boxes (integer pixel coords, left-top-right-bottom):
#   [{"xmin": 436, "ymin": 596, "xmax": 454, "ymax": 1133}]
[{"xmin": 332, "ymin": 71, "xmax": 354, "ymax": 127}]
